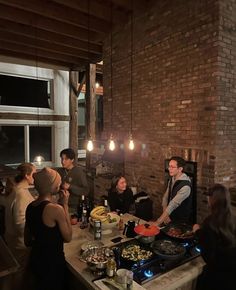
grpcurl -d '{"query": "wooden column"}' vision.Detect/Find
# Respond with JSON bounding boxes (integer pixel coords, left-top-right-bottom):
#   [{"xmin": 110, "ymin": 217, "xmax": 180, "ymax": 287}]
[
  {"xmin": 69, "ymin": 70, "xmax": 78, "ymax": 165},
  {"xmin": 85, "ymin": 63, "xmax": 96, "ymax": 169}
]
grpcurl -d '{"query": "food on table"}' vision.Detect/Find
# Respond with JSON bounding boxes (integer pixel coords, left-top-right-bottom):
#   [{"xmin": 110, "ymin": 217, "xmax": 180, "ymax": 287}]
[
  {"xmin": 90, "ymin": 206, "xmax": 117, "ymax": 223},
  {"xmin": 121, "ymin": 244, "xmax": 153, "ymax": 261},
  {"xmin": 152, "ymin": 240, "xmax": 185, "ymax": 256},
  {"xmin": 86, "ymin": 253, "xmax": 107, "ymax": 263}
]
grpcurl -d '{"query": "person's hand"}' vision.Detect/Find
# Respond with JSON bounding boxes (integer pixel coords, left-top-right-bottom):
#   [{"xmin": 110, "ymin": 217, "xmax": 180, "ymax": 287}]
[
  {"xmin": 192, "ymin": 223, "xmax": 200, "ymax": 232},
  {"xmin": 163, "ymin": 215, "xmax": 171, "ymax": 225},
  {"xmin": 61, "ymin": 182, "xmax": 70, "ymax": 190},
  {"xmin": 60, "ymin": 189, "xmax": 70, "ymax": 207}
]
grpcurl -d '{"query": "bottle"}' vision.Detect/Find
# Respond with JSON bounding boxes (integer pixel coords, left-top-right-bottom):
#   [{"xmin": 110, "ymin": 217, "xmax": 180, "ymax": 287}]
[
  {"xmin": 77, "ymin": 195, "xmax": 85, "ymax": 221},
  {"xmin": 118, "ymin": 213, "xmax": 124, "ymax": 231},
  {"xmin": 104, "ymin": 199, "xmax": 110, "ymax": 213},
  {"xmin": 80, "ymin": 209, "xmax": 88, "ymax": 229},
  {"xmin": 106, "ymin": 257, "xmax": 117, "ymax": 278}
]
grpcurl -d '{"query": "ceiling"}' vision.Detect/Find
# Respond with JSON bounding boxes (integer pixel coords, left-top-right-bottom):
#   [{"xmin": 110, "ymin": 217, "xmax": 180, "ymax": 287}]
[{"xmin": 0, "ymin": 0, "xmax": 138, "ymax": 70}]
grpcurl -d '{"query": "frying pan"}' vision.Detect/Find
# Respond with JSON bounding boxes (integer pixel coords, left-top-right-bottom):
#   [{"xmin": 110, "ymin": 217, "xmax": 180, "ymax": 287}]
[
  {"xmin": 151, "ymin": 239, "xmax": 186, "ymax": 259},
  {"xmin": 161, "ymin": 222, "xmax": 194, "ymax": 241}
]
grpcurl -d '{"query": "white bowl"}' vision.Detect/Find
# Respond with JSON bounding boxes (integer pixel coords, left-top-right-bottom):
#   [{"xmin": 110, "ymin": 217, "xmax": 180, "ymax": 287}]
[{"xmin": 89, "ymin": 213, "xmax": 120, "ymax": 234}]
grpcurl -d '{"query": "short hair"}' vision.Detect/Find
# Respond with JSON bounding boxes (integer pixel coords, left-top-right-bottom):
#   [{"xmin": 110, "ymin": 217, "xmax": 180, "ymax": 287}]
[
  {"xmin": 169, "ymin": 156, "xmax": 186, "ymax": 169},
  {"xmin": 60, "ymin": 148, "xmax": 75, "ymax": 160}
]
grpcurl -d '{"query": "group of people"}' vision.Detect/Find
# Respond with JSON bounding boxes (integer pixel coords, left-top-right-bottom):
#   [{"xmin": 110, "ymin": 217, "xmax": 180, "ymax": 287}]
[{"xmin": 0, "ymin": 151, "xmax": 235, "ymax": 290}]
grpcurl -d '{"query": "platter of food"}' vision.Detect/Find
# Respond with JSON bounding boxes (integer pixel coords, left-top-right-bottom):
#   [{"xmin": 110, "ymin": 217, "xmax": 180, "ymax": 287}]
[{"xmin": 121, "ymin": 244, "xmax": 153, "ymax": 262}]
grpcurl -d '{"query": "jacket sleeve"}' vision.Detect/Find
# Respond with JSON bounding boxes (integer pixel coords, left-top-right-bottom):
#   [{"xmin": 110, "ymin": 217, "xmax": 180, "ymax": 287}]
[{"xmin": 166, "ymin": 185, "xmax": 191, "ymax": 215}]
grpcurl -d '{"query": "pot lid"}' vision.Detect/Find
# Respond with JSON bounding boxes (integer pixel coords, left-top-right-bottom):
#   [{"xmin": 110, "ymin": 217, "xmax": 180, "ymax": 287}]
[{"xmin": 134, "ymin": 223, "xmax": 160, "ymax": 237}]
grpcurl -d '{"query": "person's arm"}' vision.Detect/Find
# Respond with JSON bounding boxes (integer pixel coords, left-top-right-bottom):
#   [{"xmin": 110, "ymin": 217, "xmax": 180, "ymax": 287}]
[
  {"xmin": 165, "ymin": 185, "xmax": 191, "ymax": 215},
  {"xmin": 54, "ymin": 189, "xmax": 72, "ymax": 243},
  {"xmin": 63, "ymin": 168, "xmax": 89, "ymax": 196}
]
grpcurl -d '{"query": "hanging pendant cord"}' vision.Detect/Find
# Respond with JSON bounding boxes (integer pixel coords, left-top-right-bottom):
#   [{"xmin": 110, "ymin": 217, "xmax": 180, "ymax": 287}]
[
  {"xmin": 110, "ymin": 1, "xmax": 113, "ymax": 134},
  {"xmin": 87, "ymin": 0, "xmax": 91, "ymax": 138},
  {"xmin": 130, "ymin": 1, "xmax": 133, "ymax": 134}
]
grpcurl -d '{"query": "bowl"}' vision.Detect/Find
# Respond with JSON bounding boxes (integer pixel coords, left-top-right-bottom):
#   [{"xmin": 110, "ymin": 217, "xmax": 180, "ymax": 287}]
[
  {"xmin": 80, "ymin": 246, "xmax": 113, "ymax": 271},
  {"xmin": 89, "ymin": 212, "xmax": 120, "ymax": 234}
]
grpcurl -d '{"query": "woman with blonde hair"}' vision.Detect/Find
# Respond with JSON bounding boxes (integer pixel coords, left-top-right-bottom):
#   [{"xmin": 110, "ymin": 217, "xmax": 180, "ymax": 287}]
[
  {"xmin": 5, "ymin": 162, "xmax": 36, "ymax": 262},
  {"xmin": 193, "ymin": 184, "xmax": 236, "ymax": 290}
]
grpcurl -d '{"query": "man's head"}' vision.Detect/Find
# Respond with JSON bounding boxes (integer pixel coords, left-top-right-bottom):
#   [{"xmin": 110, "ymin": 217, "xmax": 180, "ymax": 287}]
[
  {"xmin": 60, "ymin": 148, "xmax": 75, "ymax": 169},
  {"xmin": 168, "ymin": 156, "xmax": 186, "ymax": 177}
]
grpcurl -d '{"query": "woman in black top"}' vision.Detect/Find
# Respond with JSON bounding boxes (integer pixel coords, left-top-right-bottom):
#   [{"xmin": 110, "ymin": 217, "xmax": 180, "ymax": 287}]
[
  {"xmin": 24, "ymin": 167, "xmax": 72, "ymax": 290},
  {"xmin": 193, "ymin": 184, "xmax": 236, "ymax": 290},
  {"xmin": 108, "ymin": 175, "xmax": 134, "ymax": 214}
]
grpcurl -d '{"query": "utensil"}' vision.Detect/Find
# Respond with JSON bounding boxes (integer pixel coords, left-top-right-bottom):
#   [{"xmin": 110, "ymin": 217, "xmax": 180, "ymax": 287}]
[
  {"xmin": 151, "ymin": 239, "xmax": 186, "ymax": 259},
  {"xmin": 161, "ymin": 222, "xmax": 194, "ymax": 241}
]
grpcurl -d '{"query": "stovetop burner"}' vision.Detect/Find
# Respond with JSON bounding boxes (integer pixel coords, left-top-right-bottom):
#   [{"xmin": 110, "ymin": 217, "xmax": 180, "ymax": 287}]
[{"xmin": 112, "ymin": 235, "xmax": 201, "ymax": 285}]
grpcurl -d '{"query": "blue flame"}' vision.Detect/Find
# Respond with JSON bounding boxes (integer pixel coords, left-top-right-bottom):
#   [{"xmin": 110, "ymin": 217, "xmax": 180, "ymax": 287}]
[
  {"xmin": 144, "ymin": 269, "xmax": 154, "ymax": 278},
  {"xmin": 195, "ymin": 246, "xmax": 201, "ymax": 253},
  {"xmin": 182, "ymin": 242, "xmax": 190, "ymax": 248}
]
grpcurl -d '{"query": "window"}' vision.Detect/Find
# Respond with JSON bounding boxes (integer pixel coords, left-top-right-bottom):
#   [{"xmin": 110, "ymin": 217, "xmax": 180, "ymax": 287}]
[
  {"xmin": 29, "ymin": 127, "xmax": 52, "ymax": 162},
  {"xmin": 0, "ymin": 126, "xmax": 24, "ymax": 164},
  {"xmin": 0, "ymin": 74, "xmax": 51, "ymax": 108},
  {"xmin": 0, "ymin": 125, "xmax": 52, "ymax": 165}
]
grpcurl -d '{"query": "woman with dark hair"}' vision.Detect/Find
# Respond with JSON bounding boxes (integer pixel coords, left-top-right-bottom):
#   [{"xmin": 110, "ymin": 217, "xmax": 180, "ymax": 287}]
[
  {"xmin": 193, "ymin": 184, "xmax": 236, "ymax": 290},
  {"xmin": 107, "ymin": 175, "xmax": 134, "ymax": 214}
]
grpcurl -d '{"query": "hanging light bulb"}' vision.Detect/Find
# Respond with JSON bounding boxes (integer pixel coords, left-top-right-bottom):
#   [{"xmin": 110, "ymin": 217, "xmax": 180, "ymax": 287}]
[
  {"xmin": 108, "ymin": 134, "xmax": 115, "ymax": 151},
  {"xmin": 87, "ymin": 139, "xmax": 94, "ymax": 152},
  {"xmin": 128, "ymin": 134, "xmax": 135, "ymax": 150},
  {"xmin": 33, "ymin": 155, "xmax": 45, "ymax": 165}
]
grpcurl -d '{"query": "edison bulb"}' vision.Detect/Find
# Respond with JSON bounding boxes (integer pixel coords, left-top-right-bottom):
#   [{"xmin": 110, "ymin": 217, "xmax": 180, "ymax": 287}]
[
  {"xmin": 33, "ymin": 155, "xmax": 45, "ymax": 165},
  {"xmin": 109, "ymin": 139, "xmax": 115, "ymax": 151},
  {"xmin": 87, "ymin": 140, "xmax": 94, "ymax": 152},
  {"xmin": 128, "ymin": 138, "xmax": 135, "ymax": 150}
]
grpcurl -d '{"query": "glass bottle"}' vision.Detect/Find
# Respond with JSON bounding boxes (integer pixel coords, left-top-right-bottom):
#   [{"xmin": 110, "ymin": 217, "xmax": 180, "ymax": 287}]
[
  {"xmin": 118, "ymin": 213, "xmax": 124, "ymax": 231},
  {"xmin": 80, "ymin": 209, "xmax": 88, "ymax": 229},
  {"xmin": 106, "ymin": 257, "xmax": 117, "ymax": 278},
  {"xmin": 77, "ymin": 195, "xmax": 85, "ymax": 221},
  {"xmin": 104, "ymin": 199, "xmax": 110, "ymax": 213}
]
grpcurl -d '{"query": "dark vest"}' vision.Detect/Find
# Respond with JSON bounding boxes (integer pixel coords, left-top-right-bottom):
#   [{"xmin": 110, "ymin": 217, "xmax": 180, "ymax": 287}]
[{"xmin": 167, "ymin": 178, "xmax": 192, "ymax": 223}]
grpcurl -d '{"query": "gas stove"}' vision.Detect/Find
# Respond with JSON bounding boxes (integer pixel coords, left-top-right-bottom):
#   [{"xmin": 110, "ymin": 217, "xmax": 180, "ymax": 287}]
[{"xmin": 112, "ymin": 235, "xmax": 201, "ymax": 285}]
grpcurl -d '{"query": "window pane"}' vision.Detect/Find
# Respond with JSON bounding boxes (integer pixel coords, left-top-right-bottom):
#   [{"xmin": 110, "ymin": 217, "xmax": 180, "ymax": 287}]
[
  {"xmin": 29, "ymin": 127, "xmax": 52, "ymax": 161},
  {"xmin": 0, "ymin": 74, "xmax": 51, "ymax": 108},
  {"xmin": 0, "ymin": 126, "xmax": 25, "ymax": 164}
]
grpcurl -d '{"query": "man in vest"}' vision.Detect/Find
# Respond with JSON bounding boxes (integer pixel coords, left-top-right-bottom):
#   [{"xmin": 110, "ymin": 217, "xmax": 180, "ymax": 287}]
[{"xmin": 156, "ymin": 156, "xmax": 192, "ymax": 225}]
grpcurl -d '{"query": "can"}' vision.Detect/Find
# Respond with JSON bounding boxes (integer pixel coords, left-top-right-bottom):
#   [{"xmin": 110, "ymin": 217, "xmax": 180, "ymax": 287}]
[{"xmin": 94, "ymin": 220, "xmax": 102, "ymax": 240}]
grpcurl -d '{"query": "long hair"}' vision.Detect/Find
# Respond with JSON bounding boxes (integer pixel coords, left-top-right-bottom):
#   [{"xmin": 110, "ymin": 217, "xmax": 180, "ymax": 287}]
[
  {"xmin": 15, "ymin": 163, "xmax": 35, "ymax": 183},
  {"xmin": 204, "ymin": 184, "xmax": 236, "ymax": 247},
  {"xmin": 110, "ymin": 175, "xmax": 126, "ymax": 192}
]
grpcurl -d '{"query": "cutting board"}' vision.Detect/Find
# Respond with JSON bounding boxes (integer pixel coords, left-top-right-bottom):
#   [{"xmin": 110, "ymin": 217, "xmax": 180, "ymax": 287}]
[{"xmin": 94, "ymin": 277, "xmax": 147, "ymax": 290}]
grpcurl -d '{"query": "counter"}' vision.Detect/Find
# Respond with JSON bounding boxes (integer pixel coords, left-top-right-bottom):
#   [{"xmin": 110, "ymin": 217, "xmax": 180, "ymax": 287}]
[{"xmin": 64, "ymin": 214, "xmax": 205, "ymax": 290}]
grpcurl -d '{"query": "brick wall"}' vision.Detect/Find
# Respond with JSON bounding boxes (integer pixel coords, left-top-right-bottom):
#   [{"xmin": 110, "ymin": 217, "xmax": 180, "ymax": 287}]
[{"xmin": 99, "ymin": 0, "xmax": 236, "ymax": 222}]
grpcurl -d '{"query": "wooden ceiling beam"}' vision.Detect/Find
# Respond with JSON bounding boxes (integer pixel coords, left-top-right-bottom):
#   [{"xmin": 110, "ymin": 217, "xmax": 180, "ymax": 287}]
[
  {"xmin": 0, "ymin": 0, "xmax": 110, "ymax": 34},
  {"xmin": 0, "ymin": 4, "xmax": 102, "ymax": 43},
  {"xmin": 0, "ymin": 39, "xmax": 95, "ymax": 67},
  {"xmin": 0, "ymin": 49, "xmax": 77, "ymax": 69},
  {"xmin": 0, "ymin": 19, "xmax": 102, "ymax": 55},
  {"xmin": 0, "ymin": 30, "xmax": 101, "ymax": 62},
  {"xmin": 51, "ymin": 0, "xmax": 128, "ymax": 24}
]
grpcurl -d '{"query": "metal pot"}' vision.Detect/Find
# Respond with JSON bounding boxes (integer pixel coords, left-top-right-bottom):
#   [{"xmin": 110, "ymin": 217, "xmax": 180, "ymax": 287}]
[{"xmin": 135, "ymin": 235, "xmax": 155, "ymax": 244}]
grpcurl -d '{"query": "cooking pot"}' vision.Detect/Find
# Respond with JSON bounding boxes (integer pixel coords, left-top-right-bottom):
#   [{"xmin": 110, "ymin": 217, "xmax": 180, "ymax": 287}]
[
  {"xmin": 134, "ymin": 223, "xmax": 160, "ymax": 244},
  {"xmin": 151, "ymin": 239, "xmax": 186, "ymax": 259},
  {"xmin": 161, "ymin": 222, "xmax": 194, "ymax": 241}
]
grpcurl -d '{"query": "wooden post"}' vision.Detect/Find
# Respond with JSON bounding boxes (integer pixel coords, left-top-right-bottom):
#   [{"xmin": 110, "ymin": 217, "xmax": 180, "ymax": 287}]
[
  {"xmin": 85, "ymin": 63, "xmax": 96, "ymax": 169},
  {"xmin": 69, "ymin": 70, "xmax": 78, "ymax": 165}
]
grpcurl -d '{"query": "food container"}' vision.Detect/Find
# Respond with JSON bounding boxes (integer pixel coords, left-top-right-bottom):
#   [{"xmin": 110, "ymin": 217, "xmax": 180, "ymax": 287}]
[
  {"xmin": 134, "ymin": 223, "xmax": 160, "ymax": 244},
  {"xmin": 80, "ymin": 246, "xmax": 113, "ymax": 271}
]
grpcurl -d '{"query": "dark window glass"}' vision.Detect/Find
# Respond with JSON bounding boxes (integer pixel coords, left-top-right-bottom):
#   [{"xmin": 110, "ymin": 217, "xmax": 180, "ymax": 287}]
[
  {"xmin": 0, "ymin": 126, "xmax": 25, "ymax": 164},
  {"xmin": 0, "ymin": 75, "xmax": 50, "ymax": 108},
  {"xmin": 29, "ymin": 127, "xmax": 52, "ymax": 161}
]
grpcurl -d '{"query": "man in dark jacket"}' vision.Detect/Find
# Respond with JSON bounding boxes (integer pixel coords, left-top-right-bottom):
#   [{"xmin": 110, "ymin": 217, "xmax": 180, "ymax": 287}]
[
  {"xmin": 57, "ymin": 148, "xmax": 89, "ymax": 210},
  {"xmin": 155, "ymin": 156, "xmax": 192, "ymax": 225}
]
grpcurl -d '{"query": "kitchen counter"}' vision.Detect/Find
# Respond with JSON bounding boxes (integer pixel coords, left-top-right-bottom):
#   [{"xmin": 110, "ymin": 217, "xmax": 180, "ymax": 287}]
[{"xmin": 64, "ymin": 214, "xmax": 205, "ymax": 290}]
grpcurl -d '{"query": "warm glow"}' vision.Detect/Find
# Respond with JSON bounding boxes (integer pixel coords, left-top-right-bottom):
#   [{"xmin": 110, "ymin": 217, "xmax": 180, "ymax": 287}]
[
  {"xmin": 95, "ymin": 82, "xmax": 100, "ymax": 88},
  {"xmin": 109, "ymin": 139, "xmax": 115, "ymax": 151},
  {"xmin": 87, "ymin": 140, "xmax": 94, "ymax": 151},
  {"xmin": 128, "ymin": 138, "xmax": 135, "ymax": 150},
  {"xmin": 33, "ymin": 155, "xmax": 45, "ymax": 164}
]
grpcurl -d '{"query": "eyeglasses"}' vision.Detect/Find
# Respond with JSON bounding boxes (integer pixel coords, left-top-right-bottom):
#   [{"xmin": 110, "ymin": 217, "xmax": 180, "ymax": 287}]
[{"xmin": 168, "ymin": 165, "xmax": 178, "ymax": 169}]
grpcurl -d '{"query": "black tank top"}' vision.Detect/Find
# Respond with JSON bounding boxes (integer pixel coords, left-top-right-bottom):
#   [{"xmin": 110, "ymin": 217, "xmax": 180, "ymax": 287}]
[{"xmin": 26, "ymin": 200, "xmax": 64, "ymax": 257}]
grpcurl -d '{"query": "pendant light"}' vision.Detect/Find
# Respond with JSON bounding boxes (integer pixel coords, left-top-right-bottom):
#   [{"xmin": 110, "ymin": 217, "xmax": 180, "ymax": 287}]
[
  {"xmin": 33, "ymin": 24, "xmax": 45, "ymax": 165},
  {"xmin": 128, "ymin": 1, "xmax": 135, "ymax": 151},
  {"xmin": 86, "ymin": 0, "xmax": 94, "ymax": 152},
  {"xmin": 108, "ymin": 2, "xmax": 115, "ymax": 151}
]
